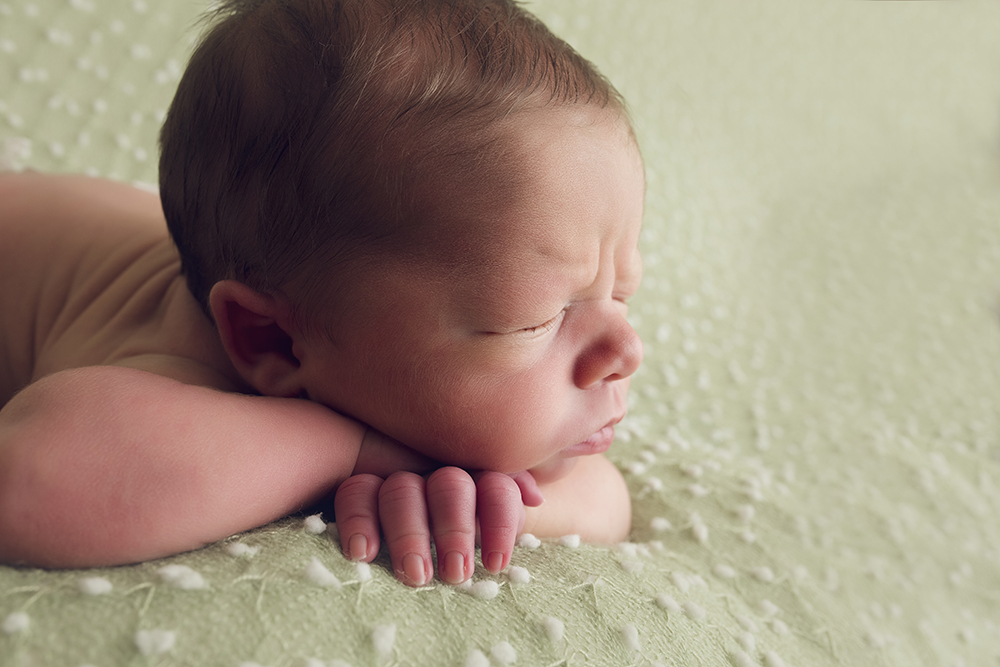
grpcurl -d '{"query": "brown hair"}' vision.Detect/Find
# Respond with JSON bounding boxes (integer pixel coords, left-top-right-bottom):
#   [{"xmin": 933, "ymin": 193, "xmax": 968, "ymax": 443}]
[{"xmin": 159, "ymin": 0, "xmax": 627, "ymax": 324}]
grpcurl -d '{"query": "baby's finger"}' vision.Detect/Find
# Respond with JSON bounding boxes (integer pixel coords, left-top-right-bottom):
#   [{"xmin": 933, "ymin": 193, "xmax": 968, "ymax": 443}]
[
  {"xmin": 333, "ymin": 474, "xmax": 382, "ymax": 562},
  {"xmin": 425, "ymin": 467, "xmax": 477, "ymax": 584},
  {"xmin": 474, "ymin": 471, "xmax": 525, "ymax": 574},
  {"xmin": 378, "ymin": 471, "xmax": 433, "ymax": 587},
  {"xmin": 507, "ymin": 470, "xmax": 545, "ymax": 507}
]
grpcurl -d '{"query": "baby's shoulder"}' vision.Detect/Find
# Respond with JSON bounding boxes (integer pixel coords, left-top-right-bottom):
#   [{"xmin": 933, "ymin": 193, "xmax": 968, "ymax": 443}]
[
  {"xmin": 0, "ymin": 173, "xmax": 235, "ymax": 401},
  {"xmin": 0, "ymin": 173, "xmax": 165, "ymax": 292}
]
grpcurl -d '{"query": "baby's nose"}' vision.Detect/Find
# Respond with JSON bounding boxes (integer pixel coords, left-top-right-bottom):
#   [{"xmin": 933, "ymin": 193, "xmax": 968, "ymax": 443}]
[{"xmin": 573, "ymin": 311, "xmax": 643, "ymax": 389}]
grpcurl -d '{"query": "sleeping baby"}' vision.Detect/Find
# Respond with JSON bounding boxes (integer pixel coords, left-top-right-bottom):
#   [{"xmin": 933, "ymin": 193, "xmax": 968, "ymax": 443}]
[{"xmin": 0, "ymin": 0, "xmax": 644, "ymax": 587}]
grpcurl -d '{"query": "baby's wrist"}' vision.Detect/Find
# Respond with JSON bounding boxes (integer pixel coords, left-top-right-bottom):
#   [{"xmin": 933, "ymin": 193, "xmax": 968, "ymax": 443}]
[{"xmin": 352, "ymin": 427, "xmax": 437, "ymax": 478}]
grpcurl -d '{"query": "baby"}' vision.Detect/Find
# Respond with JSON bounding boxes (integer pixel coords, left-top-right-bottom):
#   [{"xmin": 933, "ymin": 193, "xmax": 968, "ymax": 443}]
[{"xmin": 0, "ymin": 0, "xmax": 644, "ymax": 587}]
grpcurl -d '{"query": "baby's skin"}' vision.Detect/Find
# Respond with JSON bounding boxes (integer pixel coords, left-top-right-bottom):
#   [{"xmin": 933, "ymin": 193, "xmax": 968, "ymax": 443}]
[{"xmin": 0, "ymin": 106, "xmax": 643, "ymax": 586}]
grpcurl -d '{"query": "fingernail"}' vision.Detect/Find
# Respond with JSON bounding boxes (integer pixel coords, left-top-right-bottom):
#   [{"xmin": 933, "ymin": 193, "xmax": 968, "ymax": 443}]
[
  {"xmin": 486, "ymin": 551, "xmax": 505, "ymax": 574},
  {"xmin": 402, "ymin": 553, "xmax": 427, "ymax": 586},
  {"xmin": 348, "ymin": 534, "xmax": 368, "ymax": 561},
  {"xmin": 443, "ymin": 551, "xmax": 467, "ymax": 584}
]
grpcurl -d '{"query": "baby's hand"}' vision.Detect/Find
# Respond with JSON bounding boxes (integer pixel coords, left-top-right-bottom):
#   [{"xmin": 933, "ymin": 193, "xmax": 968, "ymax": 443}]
[{"xmin": 333, "ymin": 468, "xmax": 541, "ymax": 586}]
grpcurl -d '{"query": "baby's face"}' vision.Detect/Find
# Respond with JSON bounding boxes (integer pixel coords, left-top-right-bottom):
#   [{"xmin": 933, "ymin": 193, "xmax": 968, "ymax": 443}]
[{"xmin": 298, "ymin": 107, "xmax": 644, "ymax": 481}]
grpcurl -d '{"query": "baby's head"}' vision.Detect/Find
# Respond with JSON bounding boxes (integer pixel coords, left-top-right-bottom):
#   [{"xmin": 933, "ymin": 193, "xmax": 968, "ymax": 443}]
[{"xmin": 159, "ymin": 0, "xmax": 645, "ymax": 478}]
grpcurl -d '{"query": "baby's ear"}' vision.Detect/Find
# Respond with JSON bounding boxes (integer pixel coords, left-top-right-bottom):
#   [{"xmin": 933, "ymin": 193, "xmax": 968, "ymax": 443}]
[{"xmin": 209, "ymin": 280, "xmax": 304, "ymax": 398}]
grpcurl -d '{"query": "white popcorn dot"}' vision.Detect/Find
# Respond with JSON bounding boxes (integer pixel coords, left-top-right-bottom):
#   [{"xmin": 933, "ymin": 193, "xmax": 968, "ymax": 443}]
[
  {"xmin": 621, "ymin": 560, "xmax": 644, "ymax": 574},
  {"xmin": 303, "ymin": 514, "xmax": 327, "ymax": 534},
  {"xmin": 304, "ymin": 557, "xmax": 341, "ymax": 589},
  {"xmin": 644, "ymin": 476, "xmax": 664, "ymax": 491},
  {"xmin": 135, "ymin": 629, "xmax": 175, "ymax": 656},
  {"xmin": 2, "ymin": 612, "xmax": 29, "ymax": 634},
  {"xmin": 683, "ymin": 601, "xmax": 706, "ymax": 622},
  {"xmin": 680, "ymin": 463, "xmax": 703, "ymax": 478},
  {"xmin": 372, "ymin": 624, "xmax": 396, "ymax": 658},
  {"xmin": 759, "ymin": 599, "xmax": 780, "ymax": 617},
  {"xmin": 650, "ymin": 517, "xmax": 672, "ymax": 532},
  {"xmin": 468, "ymin": 580, "xmax": 499, "ymax": 600},
  {"xmin": 130, "ymin": 43, "xmax": 152, "ymax": 60},
  {"xmin": 226, "ymin": 542, "xmax": 260, "ymax": 557},
  {"xmin": 516, "ymin": 533, "xmax": 541, "ymax": 549},
  {"xmin": 763, "ymin": 650, "xmax": 787, "ymax": 667},
  {"xmin": 508, "ymin": 566, "xmax": 530, "ymax": 584},
  {"xmin": 713, "ymin": 564, "xmax": 736, "ymax": 579},
  {"xmin": 541, "ymin": 616, "xmax": 565, "ymax": 643},
  {"xmin": 464, "ymin": 649, "xmax": 490, "ymax": 667},
  {"xmin": 626, "ymin": 461, "xmax": 647, "ymax": 475},
  {"xmin": 688, "ymin": 483, "xmax": 710, "ymax": 497},
  {"xmin": 621, "ymin": 624, "xmax": 641, "ymax": 652},
  {"xmin": 490, "ymin": 641, "xmax": 517, "ymax": 665},
  {"xmin": 737, "ymin": 631, "xmax": 756, "ymax": 653},
  {"xmin": 158, "ymin": 565, "xmax": 207, "ymax": 590},
  {"xmin": 558, "ymin": 534, "xmax": 581, "ymax": 548},
  {"xmin": 79, "ymin": 576, "xmax": 113, "ymax": 595},
  {"xmin": 655, "ymin": 594, "xmax": 681, "ymax": 613},
  {"xmin": 729, "ymin": 649, "xmax": 755, "ymax": 667}
]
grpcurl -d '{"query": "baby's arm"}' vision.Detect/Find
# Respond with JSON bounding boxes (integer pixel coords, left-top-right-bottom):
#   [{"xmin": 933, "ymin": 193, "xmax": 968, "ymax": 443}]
[
  {"xmin": 522, "ymin": 454, "xmax": 632, "ymax": 544},
  {"xmin": 0, "ymin": 365, "xmax": 371, "ymax": 568}
]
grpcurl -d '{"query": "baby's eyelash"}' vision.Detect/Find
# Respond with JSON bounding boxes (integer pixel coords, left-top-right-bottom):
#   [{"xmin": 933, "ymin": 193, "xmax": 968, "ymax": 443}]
[{"xmin": 518, "ymin": 311, "xmax": 564, "ymax": 335}]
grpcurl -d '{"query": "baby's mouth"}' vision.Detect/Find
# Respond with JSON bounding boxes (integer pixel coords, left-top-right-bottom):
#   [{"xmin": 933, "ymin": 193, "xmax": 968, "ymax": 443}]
[{"xmin": 562, "ymin": 413, "xmax": 624, "ymax": 457}]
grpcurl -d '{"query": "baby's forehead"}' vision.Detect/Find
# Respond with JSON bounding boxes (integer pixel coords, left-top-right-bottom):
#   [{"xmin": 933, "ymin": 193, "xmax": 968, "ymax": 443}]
[{"xmin": 418, "ymin": 105, "xmax": 635, "ymax": 200}]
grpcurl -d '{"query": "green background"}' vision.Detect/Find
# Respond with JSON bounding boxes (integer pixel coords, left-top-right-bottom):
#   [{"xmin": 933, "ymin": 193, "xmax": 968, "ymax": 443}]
[{"xmin": 2, "ymin": 1, "xmax": 1000, "ymax": 665}]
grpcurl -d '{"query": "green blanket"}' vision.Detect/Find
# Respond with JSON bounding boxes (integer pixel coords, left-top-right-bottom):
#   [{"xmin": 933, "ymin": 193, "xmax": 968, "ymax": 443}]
[{"xmin": 3, "ymin": 1, "xmax": 999, "ymax": 665}]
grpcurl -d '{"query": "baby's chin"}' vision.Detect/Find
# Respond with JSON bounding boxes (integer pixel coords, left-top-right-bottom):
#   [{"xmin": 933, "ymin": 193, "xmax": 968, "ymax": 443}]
[{"xmin": 526, "ymin": 455, "xmax": 580, "ymax": 485}]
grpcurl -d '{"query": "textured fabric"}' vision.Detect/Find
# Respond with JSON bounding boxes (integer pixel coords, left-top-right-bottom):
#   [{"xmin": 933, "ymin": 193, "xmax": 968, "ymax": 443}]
[{"xmin": 2, "ymin": 1, "xmax": 1000, "ymax": 665}]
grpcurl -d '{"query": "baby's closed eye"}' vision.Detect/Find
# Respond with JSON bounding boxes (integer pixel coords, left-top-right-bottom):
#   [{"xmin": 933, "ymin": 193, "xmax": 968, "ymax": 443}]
[{"xmin": 516, "ymin": 310, "xmax": 565, "ymax": 336}]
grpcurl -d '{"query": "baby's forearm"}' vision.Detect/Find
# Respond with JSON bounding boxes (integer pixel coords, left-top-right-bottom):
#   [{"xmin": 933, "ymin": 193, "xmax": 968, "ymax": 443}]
[
  {"xmin": 0, "ymin": 366, "xmax": 365, "ymax": 568},
  {"xmin": 522, "ymin": 455, "xmax": 632, "ymax": 544}
]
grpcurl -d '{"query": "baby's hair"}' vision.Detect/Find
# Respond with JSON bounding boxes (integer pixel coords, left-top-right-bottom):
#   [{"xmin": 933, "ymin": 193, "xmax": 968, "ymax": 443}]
[{"xmin": 159, "ymin": 0, "xmax": 627, "ymax": 326}]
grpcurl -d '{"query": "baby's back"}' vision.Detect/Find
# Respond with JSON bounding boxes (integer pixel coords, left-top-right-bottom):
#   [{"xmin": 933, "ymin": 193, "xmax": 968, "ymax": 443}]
[{"xmin": 0, "ymin": 173, "xmax": 231, "ymax": 404}]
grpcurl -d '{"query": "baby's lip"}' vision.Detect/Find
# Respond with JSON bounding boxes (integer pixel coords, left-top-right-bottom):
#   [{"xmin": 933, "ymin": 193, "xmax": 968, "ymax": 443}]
[{"xmin": 562, "ymin": 414, "xmax": 625, "ymax": 457}]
